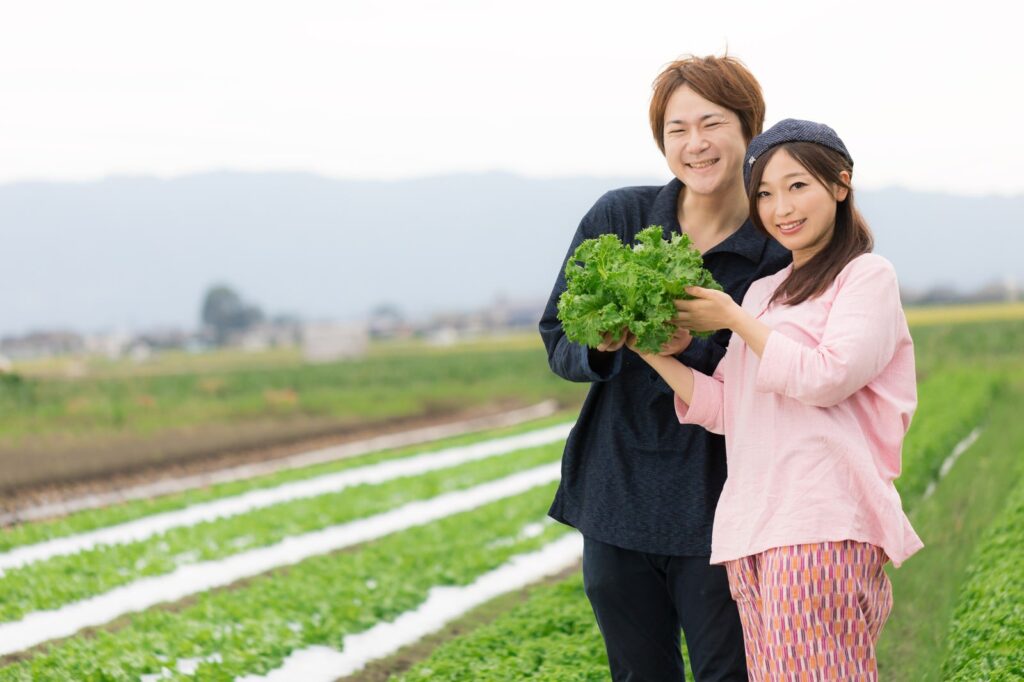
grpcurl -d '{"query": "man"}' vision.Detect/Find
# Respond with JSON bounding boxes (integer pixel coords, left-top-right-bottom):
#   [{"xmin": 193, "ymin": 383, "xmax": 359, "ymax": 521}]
[{"xmin": 539, "ymin": 55, "xmax": 790, "ymax": 681}]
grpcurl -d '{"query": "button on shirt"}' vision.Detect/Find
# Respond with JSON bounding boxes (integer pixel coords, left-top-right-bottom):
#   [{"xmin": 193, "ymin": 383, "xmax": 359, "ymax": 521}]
[{"xmin": 676, "ymin": 254, "xmax": 924, "ymax": 567}]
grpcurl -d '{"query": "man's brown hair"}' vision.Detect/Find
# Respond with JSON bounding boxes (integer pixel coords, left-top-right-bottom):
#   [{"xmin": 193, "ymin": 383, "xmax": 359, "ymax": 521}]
[{"xmin": 649, "ymin": 55, "xmax": 765, "ymax": 154}]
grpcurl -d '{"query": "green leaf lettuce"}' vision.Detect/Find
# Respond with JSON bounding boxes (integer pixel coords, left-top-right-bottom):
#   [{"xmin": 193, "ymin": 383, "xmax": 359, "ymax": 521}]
[{"xmin": 557, "ymin": 226, "xmax": 723, "ymax": 354}]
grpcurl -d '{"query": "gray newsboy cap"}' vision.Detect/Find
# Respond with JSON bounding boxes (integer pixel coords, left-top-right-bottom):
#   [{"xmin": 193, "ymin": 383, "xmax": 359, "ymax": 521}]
[{"xmin": 744, "ymin": 118, "xmax": 853, "ymax": 190}]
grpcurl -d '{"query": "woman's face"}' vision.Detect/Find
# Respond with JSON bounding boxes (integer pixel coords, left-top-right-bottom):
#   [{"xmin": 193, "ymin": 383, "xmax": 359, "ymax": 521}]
[
  {"xmin": 755, "ymin": 148, "xmax": 849, "ymax": 268},
  {"xmin": 662, "ymin": 85, "xmax": 747, "ymax": 196}
]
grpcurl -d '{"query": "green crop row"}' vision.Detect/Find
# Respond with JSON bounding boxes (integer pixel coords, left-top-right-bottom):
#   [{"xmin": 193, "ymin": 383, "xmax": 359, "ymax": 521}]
[
  {"xmin": 4, "ymin": 318, "xmax": 1020, "ymax": 444},
  {"xmin": 392, "ymin": 570, "xmax": 694, "ymax": 681},
  {"xmin": 876, "ymin": 367, "xmax": 1024, "ymax": 681},
  {"xmin": 941, "ymin": 469, "xmax": 1024, "ymax": 680},
  {"xmin": 0, "ymin": 485, "xmax": 567, "ymax": 681},
  {"xmin": 0, "ymin": 362, "xmax": 998, "ymax": 641},
  {"xmin": 0, "ymin": 348, "xmax": 583, "ymax": 441},
  {"xmin": 386, "ymin": 369, "xmax": 1008, "ymax": 682},
  {"xmin": 0, "ymin": 443, "xmax": 563, "ymax": 622},
  {"xmin": 897, "ymin": 368, "xmax": 1003, "ymax": 506},
  {"xmin": 384, "ymin": 367, "xmax": 1022, "ymax": 682},
  {"xmin": 392, "ymin": 572, "xmax": 609, "ymax": 681},
  {"xmin": 911, "ymin": 319, "xmax": 1024, "ymax": 375},
  {"xmin": 0, "ymin": 414, "xmax": 573, "ymax": 552}
]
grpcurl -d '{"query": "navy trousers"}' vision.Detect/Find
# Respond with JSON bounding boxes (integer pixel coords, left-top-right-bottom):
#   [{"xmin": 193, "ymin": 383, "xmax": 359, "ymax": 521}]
[{"xmin": 582, "ymin": 536, "xmax": 748, "ymax": 682}]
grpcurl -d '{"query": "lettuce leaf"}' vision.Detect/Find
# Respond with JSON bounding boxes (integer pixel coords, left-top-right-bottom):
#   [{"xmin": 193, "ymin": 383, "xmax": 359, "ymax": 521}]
[{"xmin": 557, "ymin": 226, "xmax": 722, "ymax": 353}]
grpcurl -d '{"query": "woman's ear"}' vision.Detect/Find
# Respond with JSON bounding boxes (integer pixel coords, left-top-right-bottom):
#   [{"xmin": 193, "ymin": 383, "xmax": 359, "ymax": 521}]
[{"xmin": 834, "ymin": 169, "xmax": 852, "ymax": 202}]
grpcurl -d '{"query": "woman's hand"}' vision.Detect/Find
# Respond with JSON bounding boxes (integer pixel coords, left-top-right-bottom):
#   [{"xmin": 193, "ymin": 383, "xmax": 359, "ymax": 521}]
[
  {"xmin": 674, "ymin": 287, "xmax": 742, "ymax": 333},
  {"xmin": 678, "ymin": 286, "xmax": 773, "ymax": 358}
]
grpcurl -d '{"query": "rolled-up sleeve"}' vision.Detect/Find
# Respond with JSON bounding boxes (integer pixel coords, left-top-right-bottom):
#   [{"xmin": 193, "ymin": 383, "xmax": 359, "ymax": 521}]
[
  {"xmin": 674, "ymin": 370, "xmax": 726, "ymax": 434},
  {"xmin": 755, "ymin": 256, "xmax": 903, "ymax": 408}
]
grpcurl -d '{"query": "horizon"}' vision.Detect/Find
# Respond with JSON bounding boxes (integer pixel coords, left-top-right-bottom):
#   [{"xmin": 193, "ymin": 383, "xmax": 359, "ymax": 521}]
[
  {"xmin": 3, "ymin": 168, "xmax": 1022, "ymax": 201},
  {"xmin": 2, "ymin": 169, "xmax": 1019, "ymax": 340}
]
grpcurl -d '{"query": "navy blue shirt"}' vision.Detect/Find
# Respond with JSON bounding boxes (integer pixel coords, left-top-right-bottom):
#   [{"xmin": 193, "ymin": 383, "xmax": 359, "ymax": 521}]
[{"xmin": 540, "ymin": 177, "xmax": 791, "ymax": 556}]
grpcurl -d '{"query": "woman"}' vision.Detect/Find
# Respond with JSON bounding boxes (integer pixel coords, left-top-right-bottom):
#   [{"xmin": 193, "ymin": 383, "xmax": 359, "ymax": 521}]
[{"xmin": 631, "ymin": 119, "xmax": 923, "ymax": 680}]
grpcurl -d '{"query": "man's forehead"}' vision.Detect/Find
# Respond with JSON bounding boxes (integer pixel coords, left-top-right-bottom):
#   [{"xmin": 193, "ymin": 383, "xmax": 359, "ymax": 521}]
[{"xmin": 664, "ymin": 111, "xmax": 726, "ymax": 126}]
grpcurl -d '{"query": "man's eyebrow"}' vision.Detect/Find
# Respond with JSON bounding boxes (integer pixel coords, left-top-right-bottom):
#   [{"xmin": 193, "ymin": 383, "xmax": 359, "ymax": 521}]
[{"xmin": 664, "ymin": 113, "xmax": 725, "ymax": 127}]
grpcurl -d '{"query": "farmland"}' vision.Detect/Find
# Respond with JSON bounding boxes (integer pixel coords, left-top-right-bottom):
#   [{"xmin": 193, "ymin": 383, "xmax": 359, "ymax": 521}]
[
  {"xmin": 0, "ymin": 308, "xmax": 1022, "ymax": 680},
  {"xmin": 0, "ymin": 339, "xmax": 585, "ymax": 492}
]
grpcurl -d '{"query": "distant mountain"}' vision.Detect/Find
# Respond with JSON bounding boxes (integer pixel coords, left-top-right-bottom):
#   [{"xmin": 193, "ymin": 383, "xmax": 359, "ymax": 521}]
[{"xmin": 2, "ymin": 171, "xmax": 1020, "ymax": 335}]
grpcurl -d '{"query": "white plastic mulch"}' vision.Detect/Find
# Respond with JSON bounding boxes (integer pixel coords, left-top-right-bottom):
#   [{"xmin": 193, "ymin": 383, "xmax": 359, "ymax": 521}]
[{"xmin": 0, "ymin": 463, "xmax": 562, "ymax": 657}]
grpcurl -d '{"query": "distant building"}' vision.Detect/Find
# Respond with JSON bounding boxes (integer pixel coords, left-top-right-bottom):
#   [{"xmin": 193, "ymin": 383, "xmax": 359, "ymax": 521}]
[
  {"xmin": 902, "ymin": 277, "xmax": 1021, "ymax": 306},
  {"xmin": 426, "ymin": 327, "xmax": 460, "ymax": 346},
  {"xmin": 125, "ymin": 340, "xmax": 154, "ymax": 363},
  {"xmin": 418, "ymin": 295, "xmax": 545, "ymax": 341},
  {"xmin": 0, "ymin": 353, "xmax": 12, "ymax": 373},
  {"xmin": 368, "ymin": 305, "xmax": 413, "ymax": 339},
  {"xmin": 84, "ymin": 331, "xmax": 132, "ymax": 359},
  {"xmin": 235, "ymin": 320, "xmax": 302, "ymax": 352},
  {"xmin": 302, "ymin": 322, "xmax": 369, "ymax": 362},
  {"xmin": 498, "ymin": 298, "xmax": 546, "ymax": 329},
  {"xmin": 136, "ymin": 328, "xmax": 193, "ymax": 351},
  {"xmin": 0, "ymin": 331, "xmax": 84, "ymax": 360},
  {"xmin": 84, "ymin": 328, "xmax": 194, "ymax": 360}
]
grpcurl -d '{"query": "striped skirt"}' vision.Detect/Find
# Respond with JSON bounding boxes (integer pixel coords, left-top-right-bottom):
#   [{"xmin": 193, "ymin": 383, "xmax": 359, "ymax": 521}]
[{"xmin": 724, "ymin": 540, "xmax": 893, "ymax": 681}]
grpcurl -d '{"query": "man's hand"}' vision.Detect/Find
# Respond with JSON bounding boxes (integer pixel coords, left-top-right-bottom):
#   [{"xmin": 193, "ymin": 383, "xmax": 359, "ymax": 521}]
[
  {"xmin": 657, "ymin": 326, "xmax": 692, "ymax": 356},
  {"xmin": 624, "ymin": 331, "xmax": 644, "ymax": 354},
  {"xmin": 596, "ymin": 328, "xmax": 628, "ymax": 352}
]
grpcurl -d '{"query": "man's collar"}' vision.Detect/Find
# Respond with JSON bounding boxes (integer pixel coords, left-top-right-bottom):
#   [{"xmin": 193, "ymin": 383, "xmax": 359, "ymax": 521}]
[
  {"xmin": 705, "ymin": 219, "xmax": 768, "ymax": 262},
  {"xmin": 653, "ymin": 177, "xmax": 768, "ymax": 263}
]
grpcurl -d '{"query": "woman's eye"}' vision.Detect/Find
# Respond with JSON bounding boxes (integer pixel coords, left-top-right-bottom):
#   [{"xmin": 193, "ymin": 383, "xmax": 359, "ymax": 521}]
[
  {"xmin": 756, "ymin": 191, "xmax": 770, "ymax": 199},
  {"xmin": 706, "ymin": 122, "xmax": 721, "ymax": 128},
  {"xmin": 791, "ymin": 182, "xmax": 806, "ymax": 190}
]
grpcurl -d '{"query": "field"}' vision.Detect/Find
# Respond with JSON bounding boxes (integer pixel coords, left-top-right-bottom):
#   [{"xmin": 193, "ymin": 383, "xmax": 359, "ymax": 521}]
[
  {"xmin": 0, "ymin": 336, "xmax": 585, "ymax": 492},
  {"xmin": 0, "ymin": 307, "xmax": 1022, "ymax": 679}
]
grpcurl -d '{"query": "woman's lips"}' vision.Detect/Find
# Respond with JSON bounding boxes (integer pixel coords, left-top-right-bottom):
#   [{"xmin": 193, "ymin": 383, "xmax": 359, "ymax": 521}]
[{"xmin": 776, "ymin": 218, "xmax": 806, "ymax": 235}]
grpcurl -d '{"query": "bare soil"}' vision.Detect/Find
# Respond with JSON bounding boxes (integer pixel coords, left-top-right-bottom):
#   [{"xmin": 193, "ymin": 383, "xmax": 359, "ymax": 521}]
[{"xmin": 0, "ymin": 397, "xmax": 552, "ymax": 518}]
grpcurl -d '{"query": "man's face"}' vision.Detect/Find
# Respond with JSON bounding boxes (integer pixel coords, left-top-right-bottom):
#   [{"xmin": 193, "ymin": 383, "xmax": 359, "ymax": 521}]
[{"xmin": 662, "ymin": 85, "xmax": 747, "ymax": 196}]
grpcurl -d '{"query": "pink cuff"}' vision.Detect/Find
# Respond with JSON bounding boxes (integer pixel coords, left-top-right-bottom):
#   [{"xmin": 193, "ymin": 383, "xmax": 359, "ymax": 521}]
[{"xmin": 675, "ymin": 370, "xmax": 722, "ymax": 432}]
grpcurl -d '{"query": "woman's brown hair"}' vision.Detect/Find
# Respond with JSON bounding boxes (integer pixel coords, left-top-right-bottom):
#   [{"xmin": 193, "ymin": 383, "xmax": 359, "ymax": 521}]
[
  {"xmin": 747, "ymin": 142, "xmax": 874, "ymax": 307},
  {"xmin": 649, "ymin": 54, "xmax": 765, "ymax": 153}
]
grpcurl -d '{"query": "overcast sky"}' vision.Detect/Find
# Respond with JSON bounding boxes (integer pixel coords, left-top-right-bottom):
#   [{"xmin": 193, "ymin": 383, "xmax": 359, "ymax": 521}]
[{"xmin": 1, "ymin": 0, "xmax": 1020, "ymax": 196}]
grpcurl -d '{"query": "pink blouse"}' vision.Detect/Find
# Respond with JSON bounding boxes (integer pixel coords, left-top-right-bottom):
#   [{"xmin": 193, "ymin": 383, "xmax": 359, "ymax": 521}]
[{"xmin": 676, "ymin": 254, "xmax": 923, "ymax": 567}]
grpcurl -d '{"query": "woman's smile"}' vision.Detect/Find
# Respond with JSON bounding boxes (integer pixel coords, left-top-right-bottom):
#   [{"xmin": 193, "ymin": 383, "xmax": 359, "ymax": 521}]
[{"xmin": 775, "ymin": 218, "xmax": 805, "ymax": 235}]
